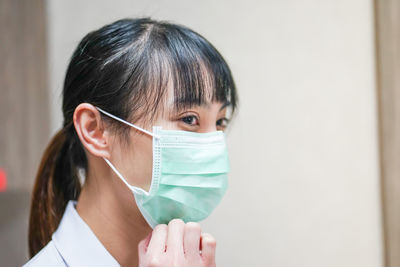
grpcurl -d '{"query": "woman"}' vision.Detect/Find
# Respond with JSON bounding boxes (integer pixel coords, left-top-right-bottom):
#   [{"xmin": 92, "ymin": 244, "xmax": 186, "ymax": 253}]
[{"xmin": 24, "ymin": 17, "xmax": 238, "ymax": 267}]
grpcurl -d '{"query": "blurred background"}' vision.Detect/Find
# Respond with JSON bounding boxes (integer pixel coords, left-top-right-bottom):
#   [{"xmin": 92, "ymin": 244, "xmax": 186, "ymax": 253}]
[{"xmin": 2, "ymin": 0, "xmax": 400, "ymax": 266}]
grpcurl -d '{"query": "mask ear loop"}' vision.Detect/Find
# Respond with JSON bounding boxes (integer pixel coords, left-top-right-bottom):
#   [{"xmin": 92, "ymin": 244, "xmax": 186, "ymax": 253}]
[
  {"xmin": 95, "ymin": 107, "xmax": 160, "ymax": 139},
  {"xmin": 103, "ymin": 157, "xmax": 149, "ymax": 196},
  {"xmin": 95, "ymin": 106, "xmax": 161, "ymax": 196}
]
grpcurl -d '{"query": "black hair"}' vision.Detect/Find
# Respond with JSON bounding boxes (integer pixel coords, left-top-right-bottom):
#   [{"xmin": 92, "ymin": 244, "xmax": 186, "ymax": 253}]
[{"xmin": 28, "ymin": 17, "xmax": 238, "ymax": 257}]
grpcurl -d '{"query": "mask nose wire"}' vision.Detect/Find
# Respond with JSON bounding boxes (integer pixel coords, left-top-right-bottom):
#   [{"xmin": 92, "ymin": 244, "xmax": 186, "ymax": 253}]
[{"xmin": 95, "ymin": 107, "xmax": 160, "ymax": 139}]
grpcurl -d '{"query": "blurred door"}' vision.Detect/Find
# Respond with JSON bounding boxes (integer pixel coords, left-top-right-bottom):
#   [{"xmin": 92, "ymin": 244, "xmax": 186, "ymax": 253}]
[
  {"xmin": 0, "ymin": 0, "xmax": 49, "ymax": 265},
  {"xmin": 375, "ymin": 1, "xmax": 400, "ymax": 267}
]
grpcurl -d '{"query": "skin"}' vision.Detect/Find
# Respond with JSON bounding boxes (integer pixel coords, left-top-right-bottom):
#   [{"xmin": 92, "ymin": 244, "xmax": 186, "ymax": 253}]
[{"xmin": 73, "ymin": 88, "xmax": 229, "ymax": 267}]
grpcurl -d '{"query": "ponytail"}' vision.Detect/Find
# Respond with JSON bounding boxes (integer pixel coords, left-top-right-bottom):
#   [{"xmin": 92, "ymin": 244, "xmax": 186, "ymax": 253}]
[{"xmin": 28, "ymin": 125, "xmax": 85, "ymax": 257}]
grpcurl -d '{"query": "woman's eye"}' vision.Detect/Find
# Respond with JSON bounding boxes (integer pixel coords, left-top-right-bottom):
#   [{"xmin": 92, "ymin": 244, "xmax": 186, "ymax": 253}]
[
  {"xmin": 180, "ymin": 115, "xmax": 199, "ymax": 126},
  {"xmin": 216, "ymin": 118, "xmax": 229, "ymax": 129}
]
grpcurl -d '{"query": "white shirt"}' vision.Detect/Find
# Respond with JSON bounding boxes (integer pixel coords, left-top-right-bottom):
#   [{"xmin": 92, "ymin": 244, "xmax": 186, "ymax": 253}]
[{"xmin": 23, "ymin": 200, "xmax": 121, "ymax": 267}]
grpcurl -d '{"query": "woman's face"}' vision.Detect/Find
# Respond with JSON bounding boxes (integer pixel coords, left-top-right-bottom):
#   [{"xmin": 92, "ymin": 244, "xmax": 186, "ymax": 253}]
[{"xmin": 107, "ymin": 89, "xmax": 230, "ymax": 192}]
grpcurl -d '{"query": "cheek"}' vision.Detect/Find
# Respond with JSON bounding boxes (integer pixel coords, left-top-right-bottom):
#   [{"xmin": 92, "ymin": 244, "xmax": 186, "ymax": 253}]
[
  {"xmin": 152, "ymin": 118, "xmax": 177, "ymax": 130},
  {"xmin": 115, "ymin": 134, "xmax": 154, "ymax": 192}
]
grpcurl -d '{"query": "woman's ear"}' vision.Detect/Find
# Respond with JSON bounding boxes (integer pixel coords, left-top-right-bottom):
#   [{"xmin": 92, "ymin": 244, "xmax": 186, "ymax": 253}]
[{"xmin": 73, "ymin": 103, "xmax": 111, "ymax": 159}]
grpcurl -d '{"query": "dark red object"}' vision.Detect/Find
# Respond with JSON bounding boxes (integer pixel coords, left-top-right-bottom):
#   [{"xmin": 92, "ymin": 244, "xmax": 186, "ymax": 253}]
[{"xmin": 0, "ymin": 168, "xmax": 7, "ymax": 192}]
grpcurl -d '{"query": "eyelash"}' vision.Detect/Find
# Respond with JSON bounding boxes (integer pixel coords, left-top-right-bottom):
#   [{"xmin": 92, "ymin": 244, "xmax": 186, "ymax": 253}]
[
  {"xmin": 180, "ymin": 115, "xmax": 198, "ymax": 125},
  {"xmin": 180, "ymin": 115, "xmax": 229, "ymax": 128}
]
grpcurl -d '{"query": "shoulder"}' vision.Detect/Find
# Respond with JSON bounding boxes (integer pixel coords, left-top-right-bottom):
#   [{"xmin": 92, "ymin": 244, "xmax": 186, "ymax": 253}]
[{"xmin": 22, "ymin": 241, "xmax": 66, "ymax": 267}]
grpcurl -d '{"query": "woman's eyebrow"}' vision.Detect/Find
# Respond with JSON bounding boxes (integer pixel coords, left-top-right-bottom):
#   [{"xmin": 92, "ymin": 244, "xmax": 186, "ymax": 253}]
[{"xmin": 219, "ymin": 101, "xmax": 231, "ymax": 111}]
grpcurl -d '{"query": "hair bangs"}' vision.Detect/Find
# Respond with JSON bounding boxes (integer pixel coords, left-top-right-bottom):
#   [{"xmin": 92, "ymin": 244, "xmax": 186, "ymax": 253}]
[
  {"xmin": 106, "ymin": 20, "xmax": 238, "ymax": 127},
  {"xmin": 162, "ymin": 27, "xmax": 237, "ymax": 114}
]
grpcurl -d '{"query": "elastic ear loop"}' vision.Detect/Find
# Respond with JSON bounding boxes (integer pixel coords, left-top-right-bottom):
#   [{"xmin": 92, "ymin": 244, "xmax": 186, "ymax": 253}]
[
  {"xmin": 95, "ymin": 107, "xmax": 160, "ymax": 139},
  {"xmin": 103, "ymin": 158, "xmax": 149, "ymax": 196},
  {"xmin": 95, "ymin": 106, "xmax": 161, "ymax": 196}
]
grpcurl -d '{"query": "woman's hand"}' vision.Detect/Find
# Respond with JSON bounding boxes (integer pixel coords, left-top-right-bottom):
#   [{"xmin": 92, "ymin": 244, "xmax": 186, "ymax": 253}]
[{"xmin": 138, "ymin": 219, "xmax": 217, "ymax": 267}]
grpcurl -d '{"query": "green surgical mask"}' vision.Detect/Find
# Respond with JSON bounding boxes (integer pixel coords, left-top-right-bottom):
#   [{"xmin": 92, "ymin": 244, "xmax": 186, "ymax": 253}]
[{"xmin": 96, "ymin": 107, "xmax": 229, "ymax": 228}]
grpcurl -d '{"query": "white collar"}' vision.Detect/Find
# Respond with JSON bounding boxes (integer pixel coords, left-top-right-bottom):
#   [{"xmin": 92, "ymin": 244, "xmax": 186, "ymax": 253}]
[{"xmin": 52, "ymin": 200, "xmax": 120, "ymax": 267}]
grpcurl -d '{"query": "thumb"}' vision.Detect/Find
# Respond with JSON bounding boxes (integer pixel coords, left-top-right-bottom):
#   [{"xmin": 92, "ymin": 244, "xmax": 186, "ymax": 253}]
[{"xmin": 138, "ymin": 232, "xmax": 152, "ymax": 255}]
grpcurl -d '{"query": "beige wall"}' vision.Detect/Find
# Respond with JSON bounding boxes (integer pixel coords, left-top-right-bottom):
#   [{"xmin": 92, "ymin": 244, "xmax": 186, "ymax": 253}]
[{"xmin": 47, "ymin": 0, "xmax": 383, "ymax": 266}]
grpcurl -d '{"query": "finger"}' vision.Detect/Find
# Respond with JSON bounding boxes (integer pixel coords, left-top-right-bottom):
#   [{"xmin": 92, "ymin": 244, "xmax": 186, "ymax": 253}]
[
  {"xmin": 166, "ymin": 218, "xmax": 185, "ymax": 255},
  {"xmin": 200, "ymin": 233, "xmax": 217, "ymax": 264},
  {"xmin": 147, "ymin": 224, "xmax": 168, "ymax": 254},
  {"xmin": 138, "ymin": 232, "xmax": 152, "ymax": 255},
  {"xmin": 183, "ymin": 222, "xmax": 202, "ymax": 259}
]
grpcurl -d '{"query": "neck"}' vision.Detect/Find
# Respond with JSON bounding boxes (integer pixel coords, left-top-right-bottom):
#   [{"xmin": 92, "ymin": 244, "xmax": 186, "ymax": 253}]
[{"xmin": 76, "ymin": 163, "xmax": 152, "ymax": 267}]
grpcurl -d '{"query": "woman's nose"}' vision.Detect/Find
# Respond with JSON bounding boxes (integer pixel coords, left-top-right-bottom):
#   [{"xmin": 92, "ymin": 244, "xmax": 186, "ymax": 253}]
[{"xmin": 197, "ymin": 123, "xmax": 217, "ymax": 133}]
